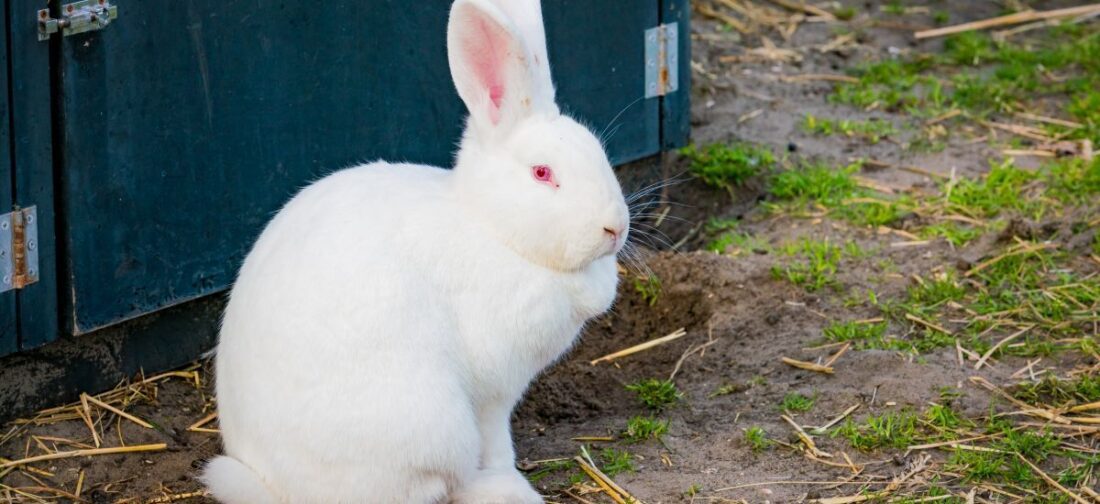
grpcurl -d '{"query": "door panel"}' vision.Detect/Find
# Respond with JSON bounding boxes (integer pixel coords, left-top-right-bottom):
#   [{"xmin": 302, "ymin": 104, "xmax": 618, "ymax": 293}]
[
  {"xmin": 11, "ymin": 0, "xmax": 58, "ymax": 351},
  {"xmin": 57, "ymin": 0, "xmax": 661, "ymax": 333},
  {"xmin": 0, "ymin": 12, "xmax": 14, "ymax": 355}
]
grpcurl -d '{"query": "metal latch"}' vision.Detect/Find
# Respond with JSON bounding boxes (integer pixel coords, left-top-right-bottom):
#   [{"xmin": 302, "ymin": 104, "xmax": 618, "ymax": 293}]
[
  {"xmin": 644, "ymin": 22, "xmax": 679, "ymax": 98},
  {"xmin": 1, "ymin": 207, "xmax": 40, "ymax": 293},
  {"xmin": 37, "ymin": 0, "xmax": 118, "ymax": 42}
]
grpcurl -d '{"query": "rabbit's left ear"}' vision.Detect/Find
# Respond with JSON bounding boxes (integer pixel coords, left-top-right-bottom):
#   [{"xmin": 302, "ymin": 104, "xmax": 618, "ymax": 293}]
[{"xmin": 448, "ymin": 0, "xmax": 557, "ymax": 137}]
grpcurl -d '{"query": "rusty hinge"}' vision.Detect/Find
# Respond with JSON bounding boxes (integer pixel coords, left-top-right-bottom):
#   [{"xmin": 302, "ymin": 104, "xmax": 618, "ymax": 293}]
[
  {"xmin": 1, "ymin": 207, "xmax": 40, "ymax": 293},
  {"xmin": 644, "ymin": 22, "xmax": 679, "ymax": 98}
]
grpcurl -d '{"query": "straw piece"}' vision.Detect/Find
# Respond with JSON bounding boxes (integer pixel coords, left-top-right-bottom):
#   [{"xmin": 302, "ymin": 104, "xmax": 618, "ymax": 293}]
[
  {"xmin": 83, "ymin": 393, "xmax": 154, "ymax": 429},
  {"xmin": 590, "ymin": 328, "xmax": 686, "ymax": 365},
  {"xmin": 145, "ymin": 491, "xmax": 211, "ymax": 503},
  {"xmin": 782, "ymin": 357, "xmax": 834, "ymax": 374},
  {"xmin": 810, "ymin": 404, "xmax": 860, "ymax": 434},
  {"xmin": 573, "ymin": 456, "xmax": 628, "ymax": 504},
  {"xmin": 1014, "ymin": 112, "xmax": 1084, "ymax": 129},
  {"xmin": 974, "ymin": 326, "xmax": 1032, "ymax": 370},
  {"xmin": 782, "ymin": 415, "xmax": 831, "ymax": 458},
  {"xmin": 914, "ymin": 4, "xmax": 1100, "ymax": 39},
  {"xmin": 1004, "ymin": 149, "xmax": 1056, "ymax": 158},
  {"xmin": 1068, "ymin": 401, "xmax": 1100, "ymax": 413},
  {"xmin": 979, "ymin": 120, "xmax": 1055, "ymax": 142},
  {"xmin": 572, "ymin": 436, "xmax": 615, "ymax": 442},
  {"xmin": 0, "ymin": 443, "xmax": 168, "ymax": 470},
  {"xmin": 778, "ymin": 73, "xmax": 859, "ymax": 84},
  {"xmin": 904, "ymin": 313, "xmax": 954, "ymax": 336},
  {"xmin": 78, "ymin": 397, "xmax": 101, "ymax": 449},
  {"xmin": 823, "ymin": 343, "xmax": 851, "ymax": 368},
  {"xmin": 187, "ymin": 412, "xmax": 219, "ymax": 432},
  {"xmin": 926, "ymin": 109, "xmax": 962, "ymax": 125}
]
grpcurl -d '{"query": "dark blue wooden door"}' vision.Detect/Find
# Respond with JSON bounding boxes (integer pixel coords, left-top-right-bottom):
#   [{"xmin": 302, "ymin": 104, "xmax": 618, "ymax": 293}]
[
  {"xmin": 54, "ymin": 1, "xmax": 665, "ymax": 334},
  {"xmin": 0, "ymin": 15, "xmax": 14, "ymax": 355}
]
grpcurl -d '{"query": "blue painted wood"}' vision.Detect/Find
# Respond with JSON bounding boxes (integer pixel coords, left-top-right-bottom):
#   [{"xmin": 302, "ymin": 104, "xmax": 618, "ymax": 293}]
[
  {"xmin": 56, "ymin": 0, "xmax": 663, "ymax": 333},
  {"xmin": 0, "ymin": 12, "xmax": 15, "ymax": 356},
  {"xmin": 661, "ymin": 0, "xmax": 692, "ymax": 150},
  {"xmin": 10, "ymin": 0, "xmax": 59, "ymax": 351}
]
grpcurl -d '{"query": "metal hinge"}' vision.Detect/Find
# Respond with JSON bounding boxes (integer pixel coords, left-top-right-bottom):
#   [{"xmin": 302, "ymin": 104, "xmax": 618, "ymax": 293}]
[
  {"xmin": 1, "ymin": 207, "xmax": 40, "ymax": 293},
  {"xmin": 37, "ymin": 0, "xmax": 118, "ymax": 42},
  {"xmin": 644, "ymin": 22, "xmax": 679, "ymax": 98}
]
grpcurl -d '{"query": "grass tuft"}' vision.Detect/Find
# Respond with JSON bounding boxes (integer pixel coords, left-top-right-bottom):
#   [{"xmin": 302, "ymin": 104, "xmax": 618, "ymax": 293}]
[
  {"xmin": 623, "ymin": 415, "xmax": 669, "ymax": 443},
  {"xmin": 626, "ymin": 378, "xmax": 682, "ymax": 411},
  {"xmin": 682, "ymin": 142, "xmax": 774, "ymax": 192}
]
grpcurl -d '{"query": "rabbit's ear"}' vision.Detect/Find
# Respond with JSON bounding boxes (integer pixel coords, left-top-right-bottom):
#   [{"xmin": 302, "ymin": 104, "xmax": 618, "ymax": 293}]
[
  {"xmin": 448, "ymin": 0, "xmax": 556, "ymax": 137},
  {"xmin": 483, "ymin": 0, "xmax": 557, "ymax": 107}
]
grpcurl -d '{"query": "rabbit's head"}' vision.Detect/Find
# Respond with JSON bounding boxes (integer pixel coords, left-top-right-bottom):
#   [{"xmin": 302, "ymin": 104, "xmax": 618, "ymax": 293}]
[{"xmin": 448, "ymin": 0, "xmax": 629, "ymax": 272}]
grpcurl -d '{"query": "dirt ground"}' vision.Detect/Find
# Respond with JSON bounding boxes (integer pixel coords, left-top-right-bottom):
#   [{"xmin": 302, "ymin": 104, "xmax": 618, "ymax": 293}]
[{"xmin": 3, "ymin": 1, "xmax": 1099, "ymax": 503}]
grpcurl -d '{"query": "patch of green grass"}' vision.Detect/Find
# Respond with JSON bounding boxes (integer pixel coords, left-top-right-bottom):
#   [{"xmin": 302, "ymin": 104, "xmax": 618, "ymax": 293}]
[
  {"xmin": 831, "ymin": 58, "xmax": 936, "ymax": 112},
  {"xmin": 943, "ymin": 32, "xmax": 997, "ymax": 66},
  {"xmin": 948, "ymin": 429, "xmax": 1062, "ymax": 489},
  {"xmin": 599, "ymin": 448, "xmax": 636, "ymax": 477},
  {"xmin": 684, "ymin": 484, "xmax": 703, "ymax": 497},
  {"xmin": 771, "ymin": 238, "xmax": 844, "ymax": 292},
  {"xmin": 1045, "ymin": 156, "xmax": 1100, "ymax": 203},
  {"xmin": 707, "ymin": 231, "xmax": 771, "ymax": 256},
  {"xmin": 1012, "ymin": 374, "xmax": 1100, "ymax": 407},
  {"xmin": 833, "ymin": 410, "xmax": 919, "ymax": 451},
  {"xmin": 923, "ymin": 403, "xmax": 973, "ymax": 432},
  {"xmin": 833, "ymin": 6, "xmax": 857, "ymax": 21},
  {"xmin": 919, "ymin": 222, "xmax": 982, "ymax": 247},
  {"xmin": 749, "ymin": 375, "xmax": 767, "ymax": 387},
  {"xmin": 681, "ymin": 142, "xmax": 774, "ymax": 192},
  {"xmin": 906, "ymin": 272, "xmax": 966, "ymax": 312},
  {"xmin": 626, "ymin": 378, "xmax": 682, "ymax": 410},
  {"xmin": 882, "ymin": 1, "xmax": 905, "ymax": 15},
  {"xmin": 768, "ymin": 161, "xmax": 909, "ymax": 227},
  {"xmin": 823, "ymin": 320, "xmax": 889, "ymax": 349},
  {"xmin": 780, "ymin": 392, "xmax": 816, "ymax": 413},
  {"xmin": 709, "ymin": 382, "xmax": 744, "ymax": 398},
  {"xmin": 526, "ymin": 459, "xmax": 574, "ymax": 483},
  {"xmin": 770, "ymin": 162, "xmax": 859, "ymax": 206},
  {"xmin": 932, "ymin": 10, "xmax": 949, "ymax": 25},
  {"xmin": 623, "ymin": 415, "xmax": 669, "ymax": 443},
  {"xmin": 633, "ymin": 274, "xmax": 662, "ymax": 307},
  {"xmin": 829, "ymin": 28, "xmax": 1100, "ymax": 128},
  {"xmin": 803, "ymin": 114, "xmax": 897, "ymax": 144},
  {"xmin": 744, "ymin": 426, "xmax": 772, "ymax": 452},
  {"xmin": 944, "ymin": 159, "xmax": 1040, "ymax": 218}
]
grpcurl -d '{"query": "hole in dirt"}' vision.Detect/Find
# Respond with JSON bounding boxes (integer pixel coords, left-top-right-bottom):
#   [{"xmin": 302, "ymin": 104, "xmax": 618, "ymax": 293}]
[{"xmin": 514, "ymin": 254, "xmax": 714, "ymax": 426}]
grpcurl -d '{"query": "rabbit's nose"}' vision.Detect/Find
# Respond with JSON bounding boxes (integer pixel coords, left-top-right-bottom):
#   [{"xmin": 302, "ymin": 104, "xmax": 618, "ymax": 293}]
[{"xmin": 603, "ymin": 226, "xmax": 624, "ymax": 241}]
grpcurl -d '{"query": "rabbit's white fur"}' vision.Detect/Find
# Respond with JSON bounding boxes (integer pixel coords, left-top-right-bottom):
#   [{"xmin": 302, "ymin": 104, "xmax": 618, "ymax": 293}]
[{"xmin": 202, "ymin": 0, "xmax": 629, "ymax": 502}]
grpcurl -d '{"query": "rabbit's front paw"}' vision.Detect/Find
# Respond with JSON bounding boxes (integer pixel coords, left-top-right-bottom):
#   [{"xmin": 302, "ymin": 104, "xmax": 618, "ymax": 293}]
[{"xmin": 452, "ymin": 469, "xmax": 543, "ymax": 504}]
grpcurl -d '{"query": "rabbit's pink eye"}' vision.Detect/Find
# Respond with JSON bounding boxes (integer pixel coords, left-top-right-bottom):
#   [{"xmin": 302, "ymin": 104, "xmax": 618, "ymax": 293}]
[{"xmin": 531, "ymin": 165, "xmax": 558, "ymax": 188}]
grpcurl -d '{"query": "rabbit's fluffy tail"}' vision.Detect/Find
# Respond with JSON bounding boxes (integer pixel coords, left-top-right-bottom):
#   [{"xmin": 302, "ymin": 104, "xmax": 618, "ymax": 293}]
[{"xmin": 201, "ymin": 456, "xmax": 278, "ymax": 504}]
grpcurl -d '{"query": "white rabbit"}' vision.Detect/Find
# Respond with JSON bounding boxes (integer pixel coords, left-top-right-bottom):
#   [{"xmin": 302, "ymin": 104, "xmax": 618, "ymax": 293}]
[{"xmin": 201, "ymin": 0, "xmax": 629, "ymax": 502}]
